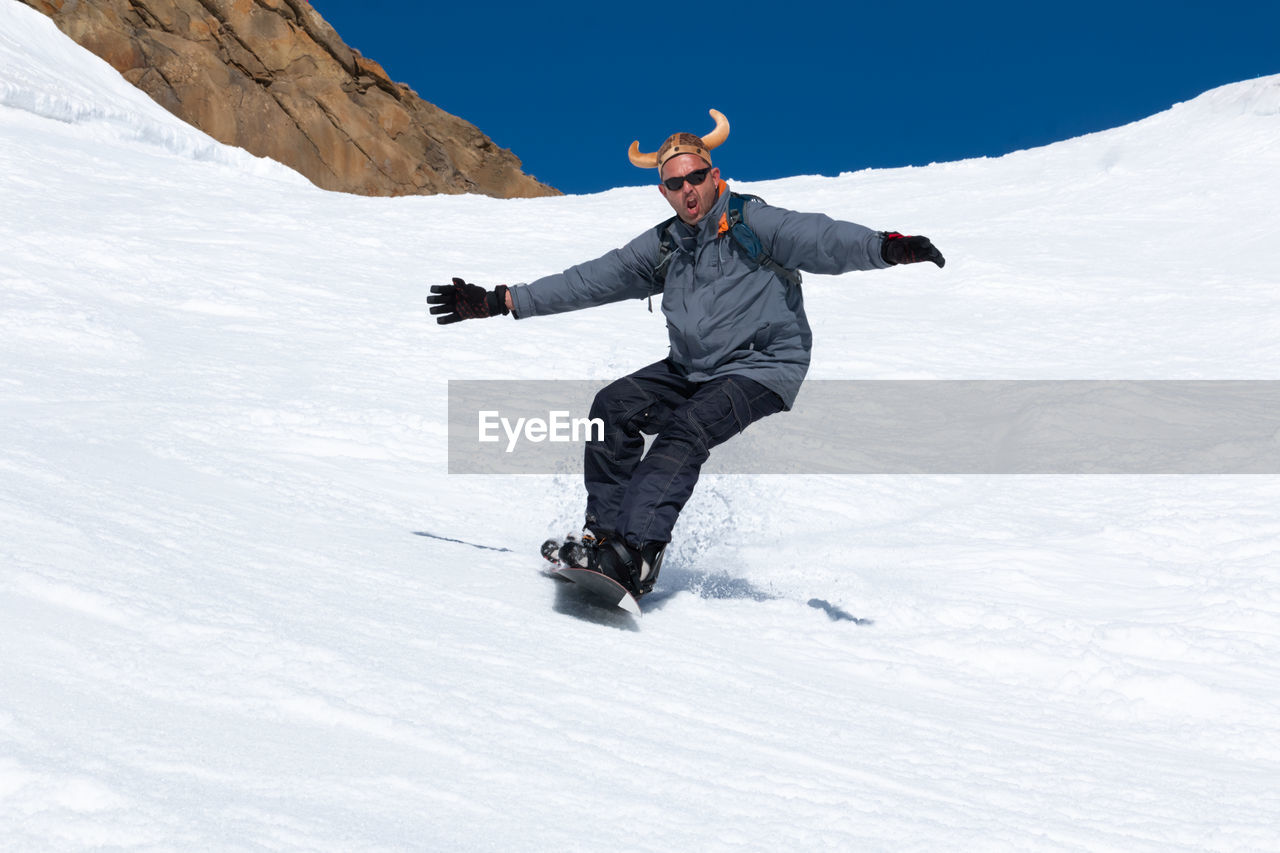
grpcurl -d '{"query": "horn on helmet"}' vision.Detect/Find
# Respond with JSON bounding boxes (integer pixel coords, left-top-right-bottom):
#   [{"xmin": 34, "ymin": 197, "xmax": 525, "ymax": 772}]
[
  {"xmin": 628, "ymin": 109, "xmax": 730, "ymax": 168},
  {"xmin": 628, "ymin": 141, "xmax": 658, "ymax": 169},
  {"xmin": 700, "ymin": 108, "xmax": 729, "ymax": 149}
]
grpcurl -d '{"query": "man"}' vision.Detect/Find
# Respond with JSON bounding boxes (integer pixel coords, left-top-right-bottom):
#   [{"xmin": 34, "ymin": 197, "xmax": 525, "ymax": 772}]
[{"xmin": 429, "ymin": 109, "xmax": 944, "ymax": 598}]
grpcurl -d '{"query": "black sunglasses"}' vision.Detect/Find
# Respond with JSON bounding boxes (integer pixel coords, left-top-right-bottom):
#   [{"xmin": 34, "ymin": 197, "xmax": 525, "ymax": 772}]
[{"xmin": 662, "ymin": 167, "xmax": 711, "ymax": 192}]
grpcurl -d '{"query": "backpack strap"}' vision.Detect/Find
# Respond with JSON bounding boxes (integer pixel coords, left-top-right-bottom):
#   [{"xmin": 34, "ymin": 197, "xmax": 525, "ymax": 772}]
[
  {"xmin": 649, "ymin": 193, "xmax": 802, "ymax": 298},
  {"xmin": 648, "ymin": 216, "xmax": 680, "ymax": 312},
  {"xmin": 653, "ymin": 216, "xmax": 680, "ymax": 282},
  {"xmin": 724, "ymin": 193, "xmax": 802, "ymax": 287}
]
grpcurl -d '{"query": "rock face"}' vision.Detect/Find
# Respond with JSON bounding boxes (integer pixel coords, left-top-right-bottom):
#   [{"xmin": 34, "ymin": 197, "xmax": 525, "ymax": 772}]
[{"xmin": 18, "ymin": 0, "xmax": 558, "ymax": 198}]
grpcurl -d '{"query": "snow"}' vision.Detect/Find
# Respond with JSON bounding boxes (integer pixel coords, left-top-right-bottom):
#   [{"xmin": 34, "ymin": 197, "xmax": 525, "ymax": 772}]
[{"xmin": 3, "ymin": 2, "xmax": 1280, "ymax": 848}]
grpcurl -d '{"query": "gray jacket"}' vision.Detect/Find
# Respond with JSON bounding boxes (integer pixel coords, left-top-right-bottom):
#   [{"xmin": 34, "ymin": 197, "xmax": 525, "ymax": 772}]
[{"xmin": 508, "ymin": 185, "xmax": 890, "ymax": 408}]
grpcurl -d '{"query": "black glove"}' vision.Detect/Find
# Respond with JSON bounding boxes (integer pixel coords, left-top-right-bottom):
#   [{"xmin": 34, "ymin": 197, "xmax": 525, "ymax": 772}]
[
  {"xmin": 881, "ymin": 232, "xmax": 945, "ymax": 268},
  {"xmin": 427, "ymin": 278, "xmax": 510, "ymax": 324}
]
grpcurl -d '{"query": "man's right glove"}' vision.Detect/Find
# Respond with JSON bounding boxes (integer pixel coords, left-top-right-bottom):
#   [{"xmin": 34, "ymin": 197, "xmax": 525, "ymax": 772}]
[
  {"xmin": 881, "ymin": 233, "xmax": 946, "ymax": 268},
  {"xmin": 427, "ymin": 277, "xmax": 510, "ymax": 324}
]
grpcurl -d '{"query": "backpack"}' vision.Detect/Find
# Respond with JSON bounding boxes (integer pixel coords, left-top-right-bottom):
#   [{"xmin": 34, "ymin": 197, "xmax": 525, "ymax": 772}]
[{"xmin": 651, "ymin": 192, "xmax": 802, "ymax": 292}]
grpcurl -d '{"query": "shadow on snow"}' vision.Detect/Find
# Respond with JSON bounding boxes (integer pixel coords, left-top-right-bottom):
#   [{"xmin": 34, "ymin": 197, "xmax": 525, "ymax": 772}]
[
  {"xmin": 411, "ymin": 532, "xmax": 871, "ymax": 627},
  {"xmin": 645, "ymin": 566, "xmax": 873, "ymax": 625},
  {"xmin": 543, "ymin": 570, "xmax": 640, "ymax": 632}
]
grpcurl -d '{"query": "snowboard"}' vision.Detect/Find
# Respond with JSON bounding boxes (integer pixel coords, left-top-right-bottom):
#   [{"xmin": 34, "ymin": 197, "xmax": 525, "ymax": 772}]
[{"xmin": 541, "ymin": 538, "xmax": 642, "ymax": 616}]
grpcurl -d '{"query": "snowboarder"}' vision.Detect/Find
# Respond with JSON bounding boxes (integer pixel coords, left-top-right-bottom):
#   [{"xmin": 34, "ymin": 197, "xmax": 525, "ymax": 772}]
[{"xmin": 429, "ymin": 109, "xmax": 944, "ymax": 599}]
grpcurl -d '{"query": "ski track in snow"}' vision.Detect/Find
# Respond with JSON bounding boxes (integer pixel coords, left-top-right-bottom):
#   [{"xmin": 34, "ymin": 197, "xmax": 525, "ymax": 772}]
[{"xmin": 3, "ymin": 3, "xmax": 1280, "ymax": 849}]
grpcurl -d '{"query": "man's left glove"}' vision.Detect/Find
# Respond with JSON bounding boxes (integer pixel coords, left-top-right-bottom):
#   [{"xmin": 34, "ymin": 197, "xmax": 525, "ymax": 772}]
[
  {"xmin": 881, "ymin": 233, "xmax": 946, "ymax": 268},
  {"xmin": 428, "ymin": 277, "xmax": 510, "ymax": 324}
]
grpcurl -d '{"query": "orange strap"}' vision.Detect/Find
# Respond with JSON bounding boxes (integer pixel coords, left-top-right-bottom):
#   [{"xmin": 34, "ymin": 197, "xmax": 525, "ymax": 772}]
[{"xmin": 716, "ymin": 180, "xmax": 731, "ymax": 235}]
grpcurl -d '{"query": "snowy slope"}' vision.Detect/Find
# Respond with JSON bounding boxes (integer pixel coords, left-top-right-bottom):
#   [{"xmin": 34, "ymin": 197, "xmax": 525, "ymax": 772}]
[{"xmin": 3, "ymin": 2, "xmax": 1280, "ymax": 849}]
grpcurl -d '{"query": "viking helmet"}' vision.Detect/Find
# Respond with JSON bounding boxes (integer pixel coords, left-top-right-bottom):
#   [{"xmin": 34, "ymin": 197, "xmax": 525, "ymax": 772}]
[{"xmin": 628, "ymin": 109, "xmax": 730, "ymax": 170}]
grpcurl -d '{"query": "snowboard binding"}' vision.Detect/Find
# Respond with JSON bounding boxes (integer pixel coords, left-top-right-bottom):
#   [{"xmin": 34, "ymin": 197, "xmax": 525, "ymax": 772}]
[
  {"xmin": 542, "ymin": 531, "xmax": 665, "ymax": 598},
  {"xmin": 541, "ymin": 529, "xmax": 599, "ymax": 570}
]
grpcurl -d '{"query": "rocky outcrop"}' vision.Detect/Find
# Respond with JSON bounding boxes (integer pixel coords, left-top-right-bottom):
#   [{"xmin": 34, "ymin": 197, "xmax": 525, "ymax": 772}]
[{"xmin": 18, "ymin": 0, "xmax": 558, "ymax": 198}]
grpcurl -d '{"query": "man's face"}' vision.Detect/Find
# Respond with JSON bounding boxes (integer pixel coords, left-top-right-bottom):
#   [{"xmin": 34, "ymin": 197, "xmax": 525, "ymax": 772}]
[{"xmin": 658, "ymin": 153, "xmax": 720, "ymax": 225}]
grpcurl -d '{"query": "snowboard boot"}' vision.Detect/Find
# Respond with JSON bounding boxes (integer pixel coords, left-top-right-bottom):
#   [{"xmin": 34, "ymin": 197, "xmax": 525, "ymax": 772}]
[{"xmin": 592, "ymin": 539, "xmax": 666, "ymax": 597}]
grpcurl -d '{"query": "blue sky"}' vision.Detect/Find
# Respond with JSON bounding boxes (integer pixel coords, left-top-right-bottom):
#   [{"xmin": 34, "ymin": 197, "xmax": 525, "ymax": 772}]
[{"xmin": 310, "ymin": 0, "xmax": 1279, "ymax": 196}]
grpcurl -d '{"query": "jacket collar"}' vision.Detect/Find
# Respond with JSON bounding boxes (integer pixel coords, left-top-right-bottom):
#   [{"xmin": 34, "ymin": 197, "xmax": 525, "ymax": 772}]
[
  {"xmin": 700, "ymin": 179, "xmax": 732, "ymax": 239},
  {"xmin": 671, "ymin": 179, "xmax": 731, "ymax": 243}
]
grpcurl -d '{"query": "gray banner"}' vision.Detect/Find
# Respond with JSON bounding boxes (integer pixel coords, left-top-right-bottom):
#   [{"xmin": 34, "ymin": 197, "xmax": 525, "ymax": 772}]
[{"xmin": 448, "ymin": 380, "xmax": 1280, "ymax": 475}]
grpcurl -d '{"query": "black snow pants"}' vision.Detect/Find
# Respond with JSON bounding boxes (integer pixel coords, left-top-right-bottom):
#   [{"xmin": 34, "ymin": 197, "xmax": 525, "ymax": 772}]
[{"xmin": 583, "ymin": 358, "xmax": 786, "ymax": 547}]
